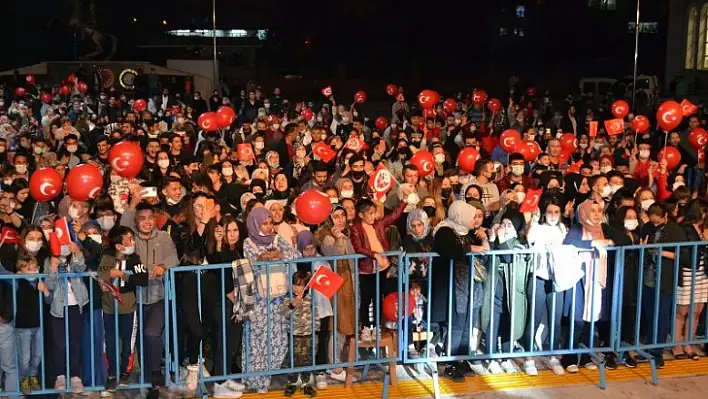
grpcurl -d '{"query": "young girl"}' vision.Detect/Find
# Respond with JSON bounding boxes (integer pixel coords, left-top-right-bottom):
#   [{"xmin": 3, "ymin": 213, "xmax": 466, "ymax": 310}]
[{"xmin": 98, "ymin": 226, "xmax": 148, "ymax": 390}]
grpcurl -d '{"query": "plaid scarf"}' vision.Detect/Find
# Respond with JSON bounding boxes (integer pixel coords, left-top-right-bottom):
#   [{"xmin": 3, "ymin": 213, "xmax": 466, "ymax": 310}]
[{"xmin": 231, "ymin": 259, "xmax": 256, "ymax": 321}]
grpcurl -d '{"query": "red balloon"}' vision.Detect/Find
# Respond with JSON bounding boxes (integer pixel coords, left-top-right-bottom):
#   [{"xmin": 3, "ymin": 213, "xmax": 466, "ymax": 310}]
[
  {"xmin": 458, "ymin": 147, "xmax": 480, "ymax": 173},
  {"xmin": 518, "ymin": 140, "xmax": 541, "ymax": 162},
  {"xmin": 76, "ymin": 81, "xmax": 88, "ymax": 94},
  {"xmin": 442, "ymin": 98, "xmax": 457, "ymax": 114},
  {"xmin": 40, "ymin": 92, "xmax": 52, "ymax": 104},
  {"xmin": 560, "ymin": 133, "xmax": 578, "ymax": 151},
  {"xmin": 386, "ymin": 84, "xmax": 398, "ymax": 96},
  {"xmin": 689, "ymin": 128, "xmax": 708, "ymax": 150},
  {"xmin": 295, "ymin": 189, "xmax": 331, "ymax": 225},
  {"xmin": 14, "ymin": 87, "xmax": 26, "ymax": 98},
  {"xmin": 487, "ymin": 98, "xmax": 502, "ymax": 113},
  {"xmin": 558, "ymin": 149, "xmax": 572, "ymax": 165},
  {"xmin": 216, "ymin": 106, "xmax": 236, "ymax": 128},
  {"xmin": 526, "ymin": 87, "xmax": 536, "ymax": 97},
  {"xmin": 656, "ymin": 100, "xmax": 683, "ymax": 132},
  {"xmin": 500, "ymin": 129, "xmax": 521, "ymax": 153},
  {"xmin": 472, "ymin": 90, "xmax": 488, "ymax": 105},
  {"xmin": 383, "ymin": 292, "xmax": 415, "ymax": 322},
  {"xmin": 67, "ymin": 73, "xmax": 78, "ymax": 84},
  {"xmin": 60, "ymin": 85, "xmax": 71, "ymax": 96},
  {"xmin": 481, "ymin": 136, "xmax": 498, "ymax": 155},
  {"xmin": 301, "ymin": 108, "xmax": 314, "ymax": 121},
  {"xmin": 29, "ymin": 168, "xmax": 63, "ymax": 202},
  {"xmin": 197, "ymin": 112, "xmax": 219, "ymax": 132},
  {"xmin": 410, "ymin": 150, "xmax": 435, "ymax": 177},
  {"xmin": 658, "ymin": 146, "xmax": 682, "ymax": 170},
  {"xmin": 25, "ymin": 75, "xmax": 35, "ymax": 85},
  {"xmin": 66, "ymin": 164, "xmax": 104, "ymax": 201},
  {"xmin": 133, "ymin": 99, "xmax": 147, "ymax": 112},
  {"xmin": 630, "ymin": 115, "xmax": 650, "ymax": 133},
  {"xmin": 108, "ymin": 141, "xmax": 144, "ymax": 178},
  {"xmin": 354, "ymin": 90, "xmax": 367, "ymax": 104},
  {"xmin": 375, "ymin": 116, "xmax": 387, "ymax": 131},
  {"xmin": 611, "ymin": 100, "xmax": 630, "ymax": 119},
  {"xmin": 418, "ymin": 89, "xmax": 439, "ymax": 110}
]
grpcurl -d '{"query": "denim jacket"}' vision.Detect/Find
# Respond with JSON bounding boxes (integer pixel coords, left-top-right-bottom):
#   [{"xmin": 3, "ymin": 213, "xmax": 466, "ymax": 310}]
[{"xmin": 43, "ymin": 254, "xmax": 89, "ymax": 318}]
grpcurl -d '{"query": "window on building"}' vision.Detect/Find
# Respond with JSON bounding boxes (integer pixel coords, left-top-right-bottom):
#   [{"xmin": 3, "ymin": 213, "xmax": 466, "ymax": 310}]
[
  {"xmin": 514, "ymin": 28, "xmax": 525, "ymax": 37},
  {"xmin": 588, "ymin": 0, "xmax": 616, "ymax": 10},
  {"xmin": 499, "ymin": 27, "xmax": 508, "ymax": 36},
  {"xmin": 686, "ymin": 7, "xmax": 698, "ymax": 69},
  {"xmin": 516, "ymin": 5, "xmax": 525, "ymax": 18},
  {"xmin": 698, "ymin": 4, "xmax": 708, "ymax": 69}
]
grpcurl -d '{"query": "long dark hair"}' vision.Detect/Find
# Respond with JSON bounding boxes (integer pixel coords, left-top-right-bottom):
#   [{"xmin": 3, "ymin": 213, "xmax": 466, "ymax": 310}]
[{"xmin": 206, "ymin": 214, "xmax": 244, "ymax": 256}]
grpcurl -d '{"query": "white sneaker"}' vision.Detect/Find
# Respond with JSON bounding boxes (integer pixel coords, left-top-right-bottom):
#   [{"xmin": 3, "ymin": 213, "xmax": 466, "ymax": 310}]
[
  {"xmin": 360, "ymin": 327, "xmax": 372, "ymax": 342},
  {"xmin": 546, "ymin": 357, "xmax": 565, "ymax": 375},
  {"xmin": 584, "ymin": 361, "xmax": 597, "ymax": 370},
  {"xmin": 469, "ymin": 362, "xmax": 490, "ymax": 376},
  {"xmin": 407, "ymin": 344, "xmax": 420, "ymax": 359},
  {"xmin": 328, "ymin": 370, "xmax": 356, "ymax": 383},
  {"xmin": 213, "ymin": 382, "xmax": 243, "ymax": 398},
  {"xmin": 500, "ymin": 359, "xmax": 520, "ymax": 374},
  {"xmin": 523, "ymin": 360, "xmax": 538, "ymax": 376},
  {"xmin": 383, "ymin": 321, "xmax": 396, "ymax": 330},
  {"xmin": 315, "ymin": 374, "xmax": 327, "ymax": 390},
  {"xmin": 100, "ymin": 391, "xmax": 112, "ymax": 397},
  {"xmin": 70, "ymin": 376, "xmax": 85, "ymax": 394},
  {"xmin": 566, "ymin": 364, "xmax": 579, "ymax": 373},
  {"xmin": 223, "ymin": 380, "xmax": 246, "ymax": 392},
  {"xmin": 487, "ymin": 360, "xmax": 504, "ymax": 375},
  {"xmin": 54, "ymin": 375, "xmax": 66, "ymax": 391}
]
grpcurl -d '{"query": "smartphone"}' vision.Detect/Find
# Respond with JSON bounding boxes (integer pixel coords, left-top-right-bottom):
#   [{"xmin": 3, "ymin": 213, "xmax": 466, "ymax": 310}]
[{"xmin": 141, "ymin": 187, "xmax": 158, "ymax": 198}]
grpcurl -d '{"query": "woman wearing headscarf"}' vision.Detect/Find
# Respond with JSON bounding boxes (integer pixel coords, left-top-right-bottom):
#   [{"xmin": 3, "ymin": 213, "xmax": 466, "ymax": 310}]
[
  {"xmin": 403, "ymin": 209, "xmax": 433, "ymax": 280},
  {"xmin": 265, "ymin": 151, "xmax": 282, "ymax": 185},
  {"xmin": 267, "ymin": 171, "xmax": 292, "ymax": 202},
  {"xmin": 240, "ymin": 207, "xmax": 301, "ymax": 393},
  {"xmin": 431, "ymin": 201, "xmax": 489, "ymax": 381}
]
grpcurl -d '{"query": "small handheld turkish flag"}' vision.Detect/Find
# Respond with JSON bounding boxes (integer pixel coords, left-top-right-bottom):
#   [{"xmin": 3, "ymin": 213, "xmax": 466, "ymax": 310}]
[
  {"xmin": 344, "ymin": 136, "xmax": 366, "ymax": 153},
  {"xmin": 321, "ymin": 86, "xmax": 333, "ymax": 98},
  {"xmin": 519, "ymin": 188, "xmax": 543, "ymax": 213},
  {"xmin": 588, "ymin": 121, "xmax": 598, "ymax": 137},
  {"xmin": 89, "ymin": 272, "xmax": 123, "ymax": 304},
  {"xmin": 681, "ymin": 99, "xmax": 698, "ymax": 117},
  {"xmin": 55, "ymin": 217, "xmax": 71, "ymax": 246},
  {"xmin": 368, "ymin": 163, "xmax": 395, "ymax": 202},
  {"xmin": 604, "ymin": 118, "xmax": 624, "ymax": 136},
  {"xmin": 237, "ymin": 143, "xmax": 254, "ymax": 162},
  {"xmin": 0, "ymin": 226, "xmax": 21, "ymax": 246},
  {"xmin": 312, "ymin": 141, "xmax": 336, "ymax": 163},
  {"xmin": 307, "ymin": 266, "xmax": 344, "ymax": 299}
]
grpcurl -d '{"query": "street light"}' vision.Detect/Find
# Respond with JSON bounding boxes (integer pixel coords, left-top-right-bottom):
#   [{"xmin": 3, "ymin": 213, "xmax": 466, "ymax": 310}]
[
  {"xmin": 212, "ymin": 0, "xmax": 218, "ymax": 88},
  {"xmin": 631, "ymin": 0, "xmax": 640, "ymax": 111}
]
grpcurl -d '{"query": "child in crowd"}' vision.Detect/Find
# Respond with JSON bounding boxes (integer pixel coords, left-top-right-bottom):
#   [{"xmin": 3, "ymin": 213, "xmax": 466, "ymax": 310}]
[
  {"xmin": 281, "ymin": 271, "xmax": 319, "ymax": 397},
  {"xmin": 15, "ymin": 255, "xmax": 49, "ymax": 394}
]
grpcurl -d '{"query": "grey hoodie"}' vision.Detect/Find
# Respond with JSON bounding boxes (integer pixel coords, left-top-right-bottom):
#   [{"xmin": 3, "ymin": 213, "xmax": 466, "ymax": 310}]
[{"xmin": 120, "ymin": 208, "xmax": 179, "ymax": 305}]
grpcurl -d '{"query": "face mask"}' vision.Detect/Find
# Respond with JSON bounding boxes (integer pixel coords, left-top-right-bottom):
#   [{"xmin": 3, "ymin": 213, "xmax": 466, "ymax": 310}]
[
  {"xmin": 423, "ymin": 206, "xmax": 436, "ymax": 218},
  {"xmin": 639, "ymin": 150, "xmax": 650, "ymax": 160},
  {"xmin": 340, "ymin": 189, "xmax": 354, "ymax": 199},
  {"xmin": 177, "ymin": 117, "xmax": 185, "ymax": 124},
  {"xmin": 406, "ymin": 192, "xmax": 420, "ymax": 206},
  {"xmin": 579, "ymin": 143, "xmax": 588, "ymax": 149},
  {"xmin": 222, "ymin": 167, "xmax": 233, "ymax": 177},
  {"xmin": 511, "ymin": 165, "xmax": 525, "ymax": 176},
  {"xmin": 593, "ymin": 143, "xmax": 602, "ymax": 150},
  {"xmin": 272, "ymin": 124, "xmax": 280, "ymax": 130},
  {"xmin": 3, "ymin": 179, "xmax": 11, "ymax": 186},
  {"xmin": 267, "ymin": 160, "xmax": 280, "ymax": 169},
  {"xmin": 258, "ymin": 111, "xmax": 266, "ymax": 118},
  {"xmin": 600, "ymin": 166, "xmax": 612, "ymax": 174},
  {"xmin": 88, "ymin": 234, "xmax": 102, "ymax": 244},
  {"xmin": 391, "ymin": 124, "xmax": 398, "ymax": 129},
  {"xmin": 342, "ymin": 117, "xmax": 351, "ymax": 124},
  {"xmin": 15, "ymin": 164, "xmax": 27, "ymax": 174},
  {"xmin": 434, "ymin": 154, "xmax": 445, "ymax": 164},
  {"xmin": 641, "ymin": 199, "xmax": 654, "ymax": 211},
  {"xmin": 158, "ymin": 160, "xmax": 170, "ymax": 169},
  {"xmin": 33, "ymin": 146, "xmax": 44, "ymax": 155},
  {"xmin": 264, "ymin": 103, "xmax": 271, "ymax": 109},
  {"xmin": 465, "ymin": 196, "xmax": 477, "ymax": 203},
  {"xmin": 672, "ymin": 181, "xmax": 685, "ymax": 191},
  {"xmin": 24, "ymin": 240, "xmax": 42, "ymax": 254},
  {"xmin": 624, "ymin": 219, "xmax": 639, "ymax": 231},
  {"xmin": 98, "ymin": 216, "xmax": 115, "ymax": 231},
  {"xmin": 610, "ymin": 184, "xmax": 622, "ymax": 194},
  {"xmin": 67, "ymin": 145, "xmax": 78, "ymax": 153},
  {"xmin": 329, "ymin": 197, "xmax": 338, "ymax": 204},
  {"xmin": 441, "ymin": 188, "xmax": 452, "ymax": 198},
  {"xmin": 254, "ymin": 142, "xmax": 265, "ymax": 150},
  {"xmin": 546, "ymin": 215, "xmax": 560, "ymax": 226},
  {"xmin": 121, "ymin": 245, "xmax": 135, "ymax": 256},
  {"xmin": 69, "ymin": 206, "xmax": 81, "ymax": 220},
  {"xmin": 515, "ymin": 191, "xmax": 526, "ymax": 203},
  {"xmin": 601, "ymin": 185, "xmax": 612, "ymax": 199}
]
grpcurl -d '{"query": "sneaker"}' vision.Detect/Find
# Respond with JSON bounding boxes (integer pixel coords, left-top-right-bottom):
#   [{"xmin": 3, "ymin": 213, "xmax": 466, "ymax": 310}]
[
  {"xmin": 584, "ymin": 361, "xmax": 598, "ymax": 370},
  {"xmin": 327, "ymin": 370, "xmax": 355, "ymax": 383},
  {"xmin": 119, "ymin": 373, "xmax": 130, "ymax": 386},
  {"xmin": 213, "ymin": 382, "xmax": 243, "ymax": 398},
  {"xmin": 605, "ymin": 354, "xmax": 618, "ymax": 370},
  {"xmin": 546, "ymin": 357, "xmax": 565, "ymax": 375},
  {"xmin": 315, "ymin": 374, "xmax": 327, "ymax": 390},
  {"xmin": 70, "ymin": 376, "xmax": 85, "ymax": 394},
  {"xmin": 624, "ymin": 355, "xmax": 638, "ymax": 368},
  {"xmin": 20, "ymin": 377, "xmax": 31, "ymax": 394},
  {"xmin": 487, "ymin": 360, "xmax": 504, "ymax": 375},
  {"xmin": 359, "ymin": 327, "xmax": 372, "ymax": 342},
  {"xmin": 523, "ymin": 360, "xmax": 538, "ymax": 376},
  {"xmin": 54, "ymin": 375, "xmax": 67, "ymax": 391},
  {"xmin": 29, "ymin": 376, "xmax": 40, "ymax": 391},
  {"xmin": 100, "ymin": 390, "xmax": 113, "ymax": 397},
  {"xmin": 469, "ymin": 362, "xmax": 490, "ymax": 376},
  {"xmin": 302, "ymin": 384, "xmax": 317, "ymax": 397},
  {"xmin": 106, "ymin": 377, "xmax": 118, "ymax": 392},
  {"xmin": 407, "ymin": 345, "xmax": 420, "ymax": 359},
  {"xmin": 223, "ymin": 380, "xmax": 246, "ymax": 392},
  {"xmin": 566, "ymin": 364, "xmax": 579, "ymax": 374},
  {"xmin": 500, "ymin": 359, "xmax": 520, "ymax": 374},
  {"xmin": 383, "ymin": 321, "xmax": 396, "ymax": 330},
  {"xmin": 284, "ymin": 383, "xmax": 298, "ymax": 397},
  {"xmin": 655, "ymin": 355, "xmax": 665, "ymax": 369}
]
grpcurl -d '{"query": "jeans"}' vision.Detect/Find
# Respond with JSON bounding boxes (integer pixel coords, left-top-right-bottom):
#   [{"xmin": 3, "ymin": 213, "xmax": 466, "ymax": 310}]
[
  {"xmin": 525, "ymin": 277, "xmax": 564, "ymax": 351},
  {"xmin": 82, "ymin": 308, "xmax": 106, "ymax": 387},
  {"xmin": 0, "ymin": 321, "xmax": 19, "ymax": 398},
  {"xmin": 358, "ymin": 270, "xmax": 395, "ymax": 327},
  {"xmin": 641, "ymin": 285, "xmax": 672, "ymax": 356},
  {"xmin": 104, "ymin": 313, "xmax": 134, "ymax": 378},
  {"xmin": 16, "ymin": 327, "xmax": 41, "ymax": 379},
  {"xmin": 486, "ymin": 273, "xmax": 513, "ymax": 354},
  {"xmin": 50, "ymin": 305, "xmax": 84, "ymax": 379},
  {"xmin": 140, "ymin": 301, "xmax": 165, "ymax": 377}
]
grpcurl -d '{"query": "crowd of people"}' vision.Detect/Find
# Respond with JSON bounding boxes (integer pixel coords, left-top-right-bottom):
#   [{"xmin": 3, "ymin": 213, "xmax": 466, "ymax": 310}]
[{"xmin": 0, "ymin": 76, "xmax": 706, "ymax": 398}]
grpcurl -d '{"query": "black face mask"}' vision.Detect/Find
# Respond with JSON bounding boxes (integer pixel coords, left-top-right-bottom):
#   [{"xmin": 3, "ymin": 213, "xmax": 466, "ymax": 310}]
[
  {"xmin": 253, "ymin": 192, "xmax": 265, "ymax": 200},
  {"xmin": 465, "ymin": 196, "xmax": 476, "ymax": 203},
  {"xmin": 351, "ymin": 170, "xmax": 365, "ymax": 181},
  {"xmin": 423, "ymin": 206, "xmax": 436, "ymax": 217},
  {"xmin": 452, "ymin": 183, "xmax": 462, "ymax": 194},
  {"xmin": 441, "ymin": 188, "xmax": 452, "ymax": 198}
]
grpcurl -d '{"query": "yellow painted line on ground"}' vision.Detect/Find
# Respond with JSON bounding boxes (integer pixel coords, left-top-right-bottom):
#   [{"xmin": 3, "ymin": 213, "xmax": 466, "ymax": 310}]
[{"xmin": 215, "ymin": 358, "xmax": 708, "ymax": 398}]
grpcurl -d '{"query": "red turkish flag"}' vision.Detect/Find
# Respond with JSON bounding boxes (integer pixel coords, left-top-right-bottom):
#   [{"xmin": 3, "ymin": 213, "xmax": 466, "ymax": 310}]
[
  {"xmin": 307, "ymin": 266, "xmax": 344, "ymax": 299},
  {"xmin": 89, "ymin": 273, "xmax": 123, "ymax": 304},
  {"xmin": 519, "ymin": 188, "xmax": 543, "ymax": 213},
  {"xmin": 54, "ymin": 217, "xmax": 72, "ymax": 246},
  {"xmin": 368, "ymin": 163, "xmax": 395, "ymax": 201},
  {"xmin": 344, "ymin": 136, "xmax": 366, "ymax": 153},
  {"xmin": 312, "ymin": 141, "xmax": 336, "ymax": 163},
  {"xmin": 0, "ymin": 226, "xmax": 21, "ymax": 246},
  {"xmin": 49, "ymin": 232, "xmax": 62, "ymax": 257},
  {"xmin": 588, "ymin": 121, "xmax": 598, "ymax": 137},
  {"xmin": 237, "ymin": 143, "xmax": 254, "ymax": 162},
  {"xmin": 565, "ymin": 160, "xmax": 584, "ymax": 175},
  {"xmin": 681, "ymin": 99, "xmax": 698, "ymax": 117},
  {"xmin": 321, "ymin": 86, "xmax": 333, "ymax": 98},
  {"xmin": 604, "ymin": 118, "xmax": 624, "ymax": 136}
]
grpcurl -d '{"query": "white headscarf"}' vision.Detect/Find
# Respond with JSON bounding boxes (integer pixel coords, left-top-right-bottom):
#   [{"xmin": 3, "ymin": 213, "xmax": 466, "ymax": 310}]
[{"xmin": 433, "ymin": 200, "xmax": 476, "ymax": 236}]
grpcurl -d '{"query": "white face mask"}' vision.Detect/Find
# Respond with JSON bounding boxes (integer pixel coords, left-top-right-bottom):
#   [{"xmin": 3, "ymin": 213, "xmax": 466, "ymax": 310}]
[
  {"xmin": 610, "ymin": 184, "xmax": 622, "ymax": 194},
  {"xmin": 158, "ymin": 159, "xmax": 170, "ymax": 169},
  {"xmin": 25, "ymin": 240, "xmax": 42, "ymax": 254},
  {"xmin": 98, "ymin": 216, "xmax": 115, "ymax": 231},
  {"xmin": 329, "ymin": 197, "xmax": 338, "ymax": 204},
  {"xmin": 672, "ymin": 181, "xmax": 685, "ymax": 191},
  {"xmin": 272, "ymin": 124, "xmax": 280, "ymax": 130},
  {"xmin": 69, "ymin": 206, "xmax": 81, "ymax": 220},
  {"xmin": 546, "ymin": 215, "xmax": 560, "ymax": 226},
  {"xmin": 342, "ymin": 117, "xmax": 351, "ymax": 124},
  {"xmin": 601, "ymin": 185, "xmax": 612, "ymax": 199},
  {"xmin": 177, "ymin": 117, "xmax": 186, "ymax": 124},
  {"xmin": 121, "ymin": 245, "xmax": 135, "ymax": 256},
  {"xmin": 254, "ymin": 141, "xmax": 265, "ymax": 150},
  {"xmin": 600, "ymin": 166, "xmax": 612, "ymax": 174},
  {"xmin": 639, "ymin": 149, "xmax": 650, "ymax": 160},
  {"xmin": 511, "ymin": 165, "xmax": 525, "ymax": 176},
  {"xmin": 15, "ymin": 164, "xmax": 27, "ymax": 174},
  {"xmin": 88, "ymin": 234, "xmax": 102, "ymax": 244},
  {"xmin": 579, "ymin": 143, "xmax": 588, "ymax": 149},
  {"xmin": 640, "ymin": 199, "xmax": 654, "ymax": 211},
  {"xmin": 515, "ymin": 191, "xmax": 526, "ymax": 203},
  {"xmin": 222, "ymin": 167, "xmax": 233, "ymax": 177},
  {"xmin": 34, "ymin": 146, "xmax": 44, "ymax": 155},
  {"xmin": 406, "ymin": 192, "xmax": 420, "ymax": 206},
  {"xmin": 67, "ymin": 145, "xmax": 78, "ymax": 153},
  {"xmin": 624, "ymin": 219, "xmax": 639, "ymax": 231},
  {"xmin": 434, "ymin": 154, "xmax": 445, "ymax": 164},
  {"xmin": 340, "ymin": 189, "xmax": 354, "ymax": 199}
]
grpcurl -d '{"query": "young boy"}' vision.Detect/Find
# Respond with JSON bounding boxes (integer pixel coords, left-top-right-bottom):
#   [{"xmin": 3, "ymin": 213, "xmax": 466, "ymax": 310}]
[
  {"xmin": 98, "ymin": 226, "xmax": 149, "ymax": 391},
  {"xmin": 15, "ymin": 255, "xmax": 49, "ymax": 394}
]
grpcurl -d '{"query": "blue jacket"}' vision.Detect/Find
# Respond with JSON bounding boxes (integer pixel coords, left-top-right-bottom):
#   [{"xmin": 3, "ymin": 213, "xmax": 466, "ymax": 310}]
[{"xmin": 43, "ymin": 254, "xmax": 89, "ymax": 318}]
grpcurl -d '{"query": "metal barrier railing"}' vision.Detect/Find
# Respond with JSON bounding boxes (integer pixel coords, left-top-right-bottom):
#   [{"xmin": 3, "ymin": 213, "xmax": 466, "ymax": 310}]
[{"xmin": 1, "ymin": 242, "xmax": 708, "ymax": 398}]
